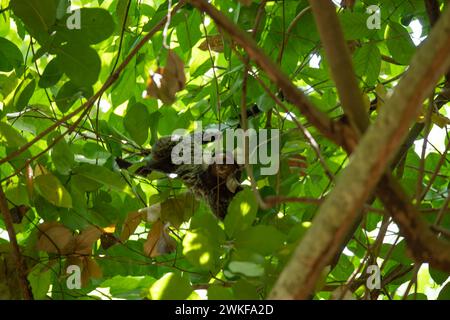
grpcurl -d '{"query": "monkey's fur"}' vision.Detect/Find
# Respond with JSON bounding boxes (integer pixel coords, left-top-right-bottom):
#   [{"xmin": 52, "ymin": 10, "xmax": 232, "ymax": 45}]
[{"xmin": 137, "ymin": 135, "xmax": 242, "ymax": 219}]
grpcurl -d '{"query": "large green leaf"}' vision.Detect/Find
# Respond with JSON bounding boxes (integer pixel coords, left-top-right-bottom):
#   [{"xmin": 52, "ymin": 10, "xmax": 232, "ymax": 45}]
[
  {"xmin": 55, "ymin": 81, "xmax": 93, "ymax": 112},
  {"xmin": 224, "ymin": 188, "xmax": 258, "ymax": 238},
  {"xmin": 50, "ymin": 135, "xmax": 75, "ymax": 175},
  {"xmin": 56, "ymin": 43, "xmax": 101, "ymax": 86},
  {"xmin": 10, "ymin": 0, "xmax": 56, "ymax": 36},
  {"xmin": 182, "ymin": 229, "xmax": 221, "ymax": 271},
  {"xmin": 386, "ymin": 22, "xmax": 416, "ymax": 65},
  {"xmin": 27, "ymin": 263, "xmax": 53, "ymax": 300},
  {"xmin": 57, "ymin": 8, "xmax": 115, "ymax": 44},
  {"xmin": 12, "ymin": 78, "xmax": 36, "ymax": 111},
  {"xmin": 147, "ymin": 273, "xmax": 193, "ymax": 300},
  {"xmin": 38, "ymin": 58, "xmax": 63, "ymax": 88},
  {"xmin": 34, "ymin": 173, "xmax": 73, "ymax": 208},
  {"xmin": 72, "ymin": 164, "xmax": 131, "ymax": 194},
  {"xmin": 124, "ymin": 102, "xmax": 151, "ymax": 145},
  {"xmin": 0, "ymin": 121, "xmax": 27, "ymax": 147},
  {"xmin": 235, "ymin": 225, "xmax": 286, "ymax": 256},
  {"xmin": 353, "ymin": 44, "xmax": 381, "ymax": 87},
  {"xmin": 339, "ymin": 12, "xmax": 374, "ymax": 40},
  {"xmin": 0, "ymin": 37, "xmax": 23, "ymax": 72}
]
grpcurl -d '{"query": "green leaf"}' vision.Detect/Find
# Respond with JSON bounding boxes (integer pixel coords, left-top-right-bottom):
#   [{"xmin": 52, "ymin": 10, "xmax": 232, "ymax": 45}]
[
  {"xmin": 34, "ymin": 173, "xmax": 73, "ymax": 208},
  {"xmin": 124, "ymin": 102, "xmax": 151, "ymax": 145},
  {"xmin": 232, "ymin": 279, "xmax": 259, "ymax": 299},
  {"xmin": 50, "ymin": 136, "xmax": 75, "ymax": 175},
  {"xmin": 438, "ymin": 283, "xmax": 450, "ymax": 300},
  {"xmin": 208, "ymin": 285, "xmax": 234, "ymax": 300},
  {"xmin": 10, "ymin": 0, "xmax": 56, "ymax": 35},
  {"xmin": 235, "ymin": 225, "xmax": 286, "ymax": 256},
  {"xmin": 13, "ymin": 78, "xmax": 36, "ymax": 111},
  {"xmin": 38, "ymin": 58, "xmax": 63, "ymax": 88},
  {"xmin": 429, "ymin": 267, "xmax": 449, "ymax": 285},
  {"xmin": 386, "ymin": 22, "xmax": 416, "ymax": 65},
  {"xmin": 57, "ymin": 8, "xmax": 115, "ymax": 44},
  {"xmin": 176, "ymin": 10, "xmax": 202, "ymax": 53},
  {"xmin": 353, "ymin": 44, "xmax": 381, "ymax": 87},
  {"xmin": 257, "ymin": 92, "xmax": 274, "ymax": 112},
  {"xmin": 99, "ymin": 275, "xmax": 155, "ymax": 299},
  {"xmin": 55, "ymin": 81, "xmax": 93, "ymax": 113},
  {"xmin": 0, "ymin": 121, "xmax": 27, "ymax": 147},
  {"xmin": 56, "ymin": 43, "xmax": 101, "ymax": 86},
  {"xmin": 190, "ymin": 210, "xmax": 226, "ymax": 244},
  {"xmin": 228, "ymin": 261, "xmax": 264, "ymax": 278},
  {"xmin": 182, "ymin": 229, "xmax": 220, "ymax": 271},
  {"xmin": 72, "ymin": 164, "xmax": 131, "ymax": 194},
  {"xmin": 339, "ymin": 12, "xmax": 374, "ymax": 40},
  {"xmin": 148, "ymin": 273, "xmax": 193, "ymax": 300},
  {"xmin": 111, "ymin": 62, "xmax": 136, "ymax": 107},
  {"xmin": 224, "ymin": 188, "xmax": 257, "ymax": 237},
  {"xmin": 0, "ymin": 37, "xmax": 23, "ymax": 72},
  {"xmin": 27, "ymin": 263, "xmax": 52, "ymax": 299}
]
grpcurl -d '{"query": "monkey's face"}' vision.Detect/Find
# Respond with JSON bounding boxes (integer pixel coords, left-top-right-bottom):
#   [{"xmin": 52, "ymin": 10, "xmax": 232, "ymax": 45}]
[{"xmin": 208, "ymin": 152, "xmax": 240, "ymax": 180}]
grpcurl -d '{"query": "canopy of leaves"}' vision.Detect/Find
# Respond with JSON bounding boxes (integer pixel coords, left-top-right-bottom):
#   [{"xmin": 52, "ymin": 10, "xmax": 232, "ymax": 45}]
[{"xmin": 0, "ymin": 0, "xmax": 449, "ymax": 301}]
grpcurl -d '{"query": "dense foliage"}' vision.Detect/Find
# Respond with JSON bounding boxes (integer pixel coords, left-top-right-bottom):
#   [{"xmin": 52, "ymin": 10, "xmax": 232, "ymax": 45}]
[{"xmin": 0, "ymin": 0, "xmax": 450, "ymax": 300}]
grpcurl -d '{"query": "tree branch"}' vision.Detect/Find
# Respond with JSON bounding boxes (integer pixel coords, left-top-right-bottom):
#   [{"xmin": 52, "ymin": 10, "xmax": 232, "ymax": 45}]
[
  {"xmin": 269, "ymin": 6, "xmax": 450, "ymax": 299},
  {"xmin": 308, "ymin": 0, "xmax": 369, "ymax": 134},
  {"xmin": 188, "ymin": 0, "xmax": 450, "ymax": 298}
]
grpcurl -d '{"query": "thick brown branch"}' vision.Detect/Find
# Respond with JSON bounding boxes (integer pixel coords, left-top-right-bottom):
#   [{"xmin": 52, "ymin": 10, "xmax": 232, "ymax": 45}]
[
  {"xmin": 377, "ymin": 175, "xmax": 450, "ymax": 271},
  {"xmin": 189, "ymin": 0, "xmax": 450, "ymax": 298},
  {"xmin": 269, "ymin": 6, "xmax": 450, "ymax": 299},
  {"xmin": 309, "ymin": 0, "xmax": 369, "ymax": 134}
]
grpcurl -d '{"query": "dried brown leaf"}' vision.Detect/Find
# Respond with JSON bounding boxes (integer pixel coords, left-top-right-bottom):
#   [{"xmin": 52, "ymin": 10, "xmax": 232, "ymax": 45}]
[
  {"xmin": 120, "ymin": 210, "xmax": 146, "ymax": 242},
  {"xmin": 146, "ymin": 50, "xmax": 186, "ymax": 104},
  {"xmin": 37, "ymin": 222, "xmax": 75, "ymax": 254},
  {"xmin": 143, "ymin": 220, "xmax": 176, "ymax": 257},
  {"xmin": 75, "ymin": 226, "xmax": 102, "ymax": 255}
]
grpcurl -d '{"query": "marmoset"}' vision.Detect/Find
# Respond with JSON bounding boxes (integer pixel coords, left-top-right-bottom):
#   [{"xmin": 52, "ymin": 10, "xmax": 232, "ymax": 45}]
[{"xmin": 135, "ymin": 135, "xmax": 242, "ymax": 219}]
